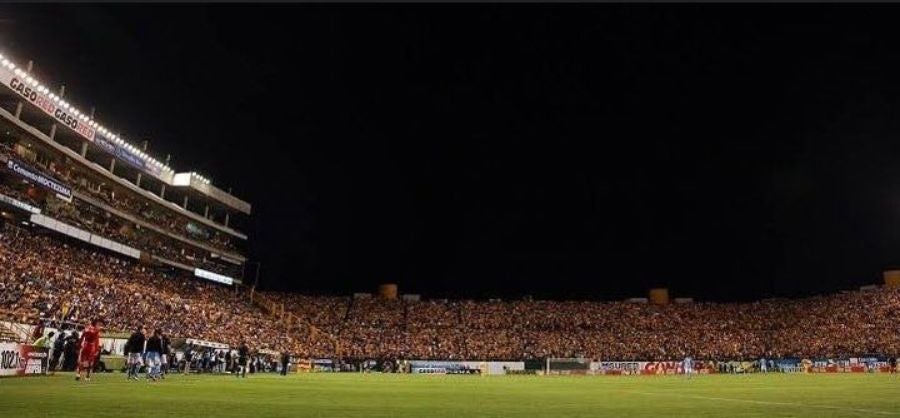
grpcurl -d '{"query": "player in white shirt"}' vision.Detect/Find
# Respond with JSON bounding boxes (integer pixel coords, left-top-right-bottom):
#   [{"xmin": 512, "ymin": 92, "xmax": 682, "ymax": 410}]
[{"xmin": 683, "ymin": 356, "xmax": 694, "ymax": 379}]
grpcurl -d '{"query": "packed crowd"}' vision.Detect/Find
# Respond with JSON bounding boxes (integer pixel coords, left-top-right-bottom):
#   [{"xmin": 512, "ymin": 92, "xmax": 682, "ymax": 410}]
[
  {"xmin": 3, "ymin": 221, "xmax": 900, "ymax": 362},
  {"xmin": 268, "ymin": 290, "xmax": 900, "ymax": 362},
  {"xmin": 0, "ymin": 224, "xmax": 319, "ymax": 357},
  {"xmin": 0, "ymin": 157, "xmax": 240, "ymax": 276},
  {"xmin": 41, "ymin": 196, "xmax": 238, "ymax": 276}
]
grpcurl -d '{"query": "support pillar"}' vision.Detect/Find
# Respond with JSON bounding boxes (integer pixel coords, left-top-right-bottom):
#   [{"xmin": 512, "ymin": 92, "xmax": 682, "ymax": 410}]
[
  {"xmin": 13, "ymin": 61, "xmax": 33, "ymax": 119},
  {"xmin": 49, "ymin": 85, "xmax": 65, "ymax": 141}
]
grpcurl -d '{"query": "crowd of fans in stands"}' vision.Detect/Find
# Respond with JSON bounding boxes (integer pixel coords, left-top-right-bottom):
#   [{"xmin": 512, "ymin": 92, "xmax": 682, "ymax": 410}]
[
  {"xmin": 0, "ymin": 142, "xmax": 240, "ymax": 276},
  {"xmin": 3, "ymin": 222, "xmax": 900, "ymax": 362},
  {"xmin": 263, "ymin": 289, "xmax": 900, "ymax": 362},
  {"xmin": 0, "ymin": 140, "xmax": 240, "ymax": 255},
  {"xmin": 0, "ymin": 224, "xmax": 306, "ymax": 356}
]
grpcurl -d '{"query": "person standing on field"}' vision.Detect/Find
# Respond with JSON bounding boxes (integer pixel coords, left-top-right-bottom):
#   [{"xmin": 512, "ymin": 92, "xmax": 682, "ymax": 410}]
[
  {"xmin": 237, "ymin": 341, "xmax": 249, "ymax": 378},
  {"xmin": 280, "ymin": 351, "xmax": 290, "ymax": 376},
  {"xmin": 124, "ymin": 327, "xmax": 146, "ymax": 380},
  {"xmin": 49, "ymin": 332, "xmax": 65, "ymax": 374},
  {"xmin": 144, "ymin": 329, "xmax": 163, "ymax": 381},
  {"xmin": 76, "ymin": 319, "xmax": 102, "ymax": 381},
  {"xmin": 160, "ymin": 332, "xmax": 171, "ymax": 378}
]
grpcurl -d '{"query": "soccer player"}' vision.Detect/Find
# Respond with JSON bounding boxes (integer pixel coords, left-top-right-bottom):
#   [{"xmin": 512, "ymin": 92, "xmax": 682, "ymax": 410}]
[
  {"xmin": 280, "ymin": 351, "xmax": 290, "ymax": 376},
  {"xmin": 144, "ymin": 329, "xmax": 163, "ymax": 381},
  {"xmin": 124, "ymin": 327, "xmax": 146, "ymax": 380},
  {"xmin": 160, "ymin": 332, "xmax": 170, "ymax": 378},
  {"xmin": 759, "ymin": 356, "xmax": 768, "ymax": 373},
  {"xmin": 237, "ymin": 341, "xmax": 249, "ymax": 378},
  {"xmin": 76, "ymin": 318, "xmax": 102, "ymax": 381},
  {"xmin": 682, "ymin": 355, "xmax": 694, "ymax": 379}
]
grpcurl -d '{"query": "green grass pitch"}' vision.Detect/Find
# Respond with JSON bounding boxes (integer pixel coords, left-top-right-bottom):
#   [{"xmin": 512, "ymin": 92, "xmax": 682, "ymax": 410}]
[{"xmin": 1, "ymin": 373, "xmax": 898, "ymax": 417}]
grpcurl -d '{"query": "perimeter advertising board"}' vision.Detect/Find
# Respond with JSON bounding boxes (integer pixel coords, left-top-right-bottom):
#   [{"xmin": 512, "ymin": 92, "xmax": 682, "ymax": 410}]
[{"xmin": 0, "ymin": 342, "xmax": 48, "ymax": 377}]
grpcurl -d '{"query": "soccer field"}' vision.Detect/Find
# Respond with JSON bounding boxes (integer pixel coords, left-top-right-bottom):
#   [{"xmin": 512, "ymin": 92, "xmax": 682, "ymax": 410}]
[{"xmin": 1, "ymin": 373, "xmax": 898, "ymax": 417}]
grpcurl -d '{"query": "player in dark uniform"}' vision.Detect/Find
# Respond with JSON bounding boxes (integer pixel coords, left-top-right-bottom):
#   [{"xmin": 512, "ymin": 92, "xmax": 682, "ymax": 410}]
[
  {"xmin": 124, "ymin": 327, "xmax": 146, "ymax": 380},
  {"xmin": 160, "ymin": 332, "xmax": 171, "ymax": 378},
  {"xmin": 280, "ymin": 351, "xmax": 290, "ymax": 376},
  {"xmin": 237, "ymin": 341, "xmax": 249, "ymax": 378}
]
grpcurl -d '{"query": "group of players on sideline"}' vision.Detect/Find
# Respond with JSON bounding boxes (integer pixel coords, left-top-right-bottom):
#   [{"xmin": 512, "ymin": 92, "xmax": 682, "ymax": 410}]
[
  {"xmin": 123, "ymin": 326, "xmax": 253, "ymax": 380},
  {"xmin": 7, "ymin": 221, "xmax": 900, "ymax": 368},
  {"xmin": 29, "ymin": 317, "xmax": 289, "ymax": 381},
  {"xmin": 30, "ymin": 319, "xmax": 900, "ymax": 377}
]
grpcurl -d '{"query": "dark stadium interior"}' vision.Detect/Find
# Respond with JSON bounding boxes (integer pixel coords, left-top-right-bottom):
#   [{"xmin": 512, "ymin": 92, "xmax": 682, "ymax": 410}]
[{"xmin": 2, "ymin": 5, "xmax": 900, "ymax": 303}]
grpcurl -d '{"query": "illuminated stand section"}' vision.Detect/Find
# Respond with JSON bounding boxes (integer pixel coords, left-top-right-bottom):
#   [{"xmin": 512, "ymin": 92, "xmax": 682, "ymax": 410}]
[{"xmin": 0, "ymin": 49, "xmax": 251, "ymax": 286}]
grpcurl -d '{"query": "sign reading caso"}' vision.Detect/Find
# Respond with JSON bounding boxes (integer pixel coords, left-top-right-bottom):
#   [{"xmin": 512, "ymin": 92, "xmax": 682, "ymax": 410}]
[
  {"xmin": 0, "ymin": 67, "xmax": 96, "ymax": 141},
  {"xmin": 0, "ymin": 63, "xmax": 170, "ymax": 182},
  {"xmin": 6, "ymin": 158, "xmax": 72, "ymax": 202}
]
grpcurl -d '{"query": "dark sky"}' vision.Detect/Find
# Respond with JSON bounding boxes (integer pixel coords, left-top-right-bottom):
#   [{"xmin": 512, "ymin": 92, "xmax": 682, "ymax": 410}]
[{"xmin": 3, "ymin": 5, "xmax": 900, "ymax": 301}]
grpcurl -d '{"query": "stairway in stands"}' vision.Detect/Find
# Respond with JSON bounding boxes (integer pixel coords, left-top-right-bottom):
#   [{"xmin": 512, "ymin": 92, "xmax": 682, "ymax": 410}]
[
  {"xmin": 247, "ymin": 288, "xmax": 341, "ymax": 356},
  {"xmin": 0, "ymin": 320, "xmax": 26, "ymax": 342}
]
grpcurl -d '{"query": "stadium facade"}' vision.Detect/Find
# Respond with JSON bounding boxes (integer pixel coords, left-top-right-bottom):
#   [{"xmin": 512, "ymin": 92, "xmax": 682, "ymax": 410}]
[{"xmin": 0, "ymin": 50, "xmax": 251, "ymax": 285}]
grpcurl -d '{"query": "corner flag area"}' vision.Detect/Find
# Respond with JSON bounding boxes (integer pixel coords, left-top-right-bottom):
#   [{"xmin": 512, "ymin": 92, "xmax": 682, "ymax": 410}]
[{"xmin": 1, "ymin": 373, "xmax": 898, "ymax": 417}]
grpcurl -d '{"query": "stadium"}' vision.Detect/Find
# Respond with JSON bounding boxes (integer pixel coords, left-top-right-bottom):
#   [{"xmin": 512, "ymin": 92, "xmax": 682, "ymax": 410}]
[{"xmin": 3, "ymin": 5, "xmax": 900, "ymax": 418}]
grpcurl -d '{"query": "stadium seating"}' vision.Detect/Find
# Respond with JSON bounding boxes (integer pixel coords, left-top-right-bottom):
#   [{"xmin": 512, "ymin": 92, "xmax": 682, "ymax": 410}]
[{"xmin": 3, "ymin": 223, "xmax": 900, "ymax": 361}]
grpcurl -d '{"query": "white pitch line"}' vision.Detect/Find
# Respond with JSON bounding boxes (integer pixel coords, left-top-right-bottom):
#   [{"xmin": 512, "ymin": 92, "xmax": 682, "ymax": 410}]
[{"xmin": 628, "ymin": 391, "xmax": 899, "ymax": 416}]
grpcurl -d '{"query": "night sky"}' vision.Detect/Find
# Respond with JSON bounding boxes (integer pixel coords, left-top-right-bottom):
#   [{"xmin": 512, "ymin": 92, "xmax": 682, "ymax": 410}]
[{"xmin": 3, "ymin": 5, "xmax": 900, "ymax": 301}]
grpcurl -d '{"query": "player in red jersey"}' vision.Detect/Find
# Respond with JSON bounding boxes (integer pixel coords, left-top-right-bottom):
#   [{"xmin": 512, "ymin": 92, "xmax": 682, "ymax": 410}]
[{"xmin": 76, "ymin": 318, "xmax": 102, "ymax": 381}]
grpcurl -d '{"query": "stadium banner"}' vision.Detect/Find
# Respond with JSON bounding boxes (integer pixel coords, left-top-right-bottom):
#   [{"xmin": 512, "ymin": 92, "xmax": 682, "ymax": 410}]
[
  {"xmin": 598, "ymin": 361, "xmax": 643, "ymax": 375},
  {"xmin": 5, "ymin": 158, "xmax": 72, "ymax": 202},
  {"xmin": 0, "ymin": 66, "xmax": 167, "ymax": 182},
  {"xmin": 185, "ymin": 338, "xmax": 230, "ymax": 350},
  {"xmin": 0, "ymin": 67, "xmax": 96, "ymax": 141},
  {"xmin": 0, "ymin": 192, "xmax": 41, "ymax": 214},
  {"xmin": 410, "ymin": 361, "xmax": 480, "ymax": 375},
  {"xmin": 854, "ymin": 356, "xmax": 892, "ymax": 373},
  {"xmin": 29, "ymin": 213, "xmax": 141, "ymax": 259},
  {"xmin": 94, "ymin": 132, "xmax": 163, "ymax": 178},
  {"xmin": 594, "ymin": 358, "xmax": 897, "ymax": 375},
  {"xmin": 597, "ymin": 361, "xmax": 713, "ymax": 375},
  {"xmin": 408, "ymin": 360, "xmax": 524, "ymax": 375},
  {"xmin": 0, "ymin": 342, "xmax": 48, "ymax": 377},
  {"xmin": 194, "ymin": 268, "xmax": 234, "ymax": 286}
]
